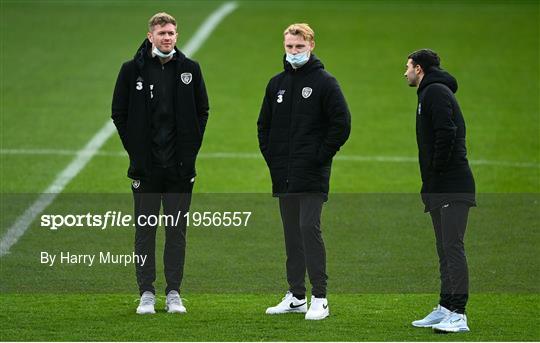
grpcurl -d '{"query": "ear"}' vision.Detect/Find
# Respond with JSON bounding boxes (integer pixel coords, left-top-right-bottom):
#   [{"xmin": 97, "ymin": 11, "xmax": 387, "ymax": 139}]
[
  {"xmin": 147, "ymin": 31, "xmax": 153, "ymax": 43},
  {"xmin": 310, "ymin": 40, "xmax": 315, "ymax": 51}
]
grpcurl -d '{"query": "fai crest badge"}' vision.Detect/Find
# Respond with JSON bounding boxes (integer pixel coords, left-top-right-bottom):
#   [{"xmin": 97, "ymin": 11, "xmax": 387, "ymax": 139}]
[
  {"xmin": 132, "ymin": 180, "xmax": 140, "ymax": 189},
  {"xmin": 180, "ymin": 72, "xmax": 192, "ymax": 85},
  {"xmin": 302, "ymin": 87, "xmax": 312, "ymax": 99}
]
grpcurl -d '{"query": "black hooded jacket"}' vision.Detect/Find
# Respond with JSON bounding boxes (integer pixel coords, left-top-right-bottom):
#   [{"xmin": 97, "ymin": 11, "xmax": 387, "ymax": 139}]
[
  {"xmin": 111, "ymin": 39, "xmax": 209, "ymax": 180},
  {"xmin": 416, "ymin": 68, "xmax": 475, "ymax": 209},
  {"xmin": 257, "ymin": 54, "xmax": 351, "ymax": 196}
]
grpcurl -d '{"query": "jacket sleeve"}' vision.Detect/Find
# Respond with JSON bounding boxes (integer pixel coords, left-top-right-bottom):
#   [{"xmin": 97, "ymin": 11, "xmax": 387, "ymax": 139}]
[
  {"xmin": 111, "ymin": 63, "xmax": 130, "ymax": 151},
  {"xmin": 194, "ymin": 62, "xmax": 209, "ymax": 137},
  {"xmin": 257, "ymin": 81, "xmax": 273, "ymax": 165},
  {"xmin": 426, "ymin": 86, "xmax": 457, "ymax": 172},
  {"xmin": 318, "ymin": 77, "xmax": 351, "ymax": 163}
]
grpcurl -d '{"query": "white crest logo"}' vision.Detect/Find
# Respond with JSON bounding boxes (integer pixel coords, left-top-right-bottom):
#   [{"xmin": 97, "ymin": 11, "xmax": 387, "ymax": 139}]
[
  {"xmin": 180, "ymin": 72, "xmax": 192, "ymax": 85},
  {"xmin": 132, "ymin": 180, "xmax": 140, "ymax": 189},
  {"xmin": 302, "ymin": 87, "xmax": 312, "ymax": 99},
  {"xmin": 418, "ymin": 103, "xmax": 422, "ymax": 115},
  {"xmin": 136, "ymin": 81, "xmax": 143, "ymax": 91}
]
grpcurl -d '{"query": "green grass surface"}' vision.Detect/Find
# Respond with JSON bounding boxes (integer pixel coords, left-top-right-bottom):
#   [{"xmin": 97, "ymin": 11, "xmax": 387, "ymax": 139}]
[
  {"xmin": 1, "ymin": 1, "xmax": 538, "ymax": 195},
  {"xmin": 1, "ymin": 294, "xmax": 538, "ymax": 341},
  {"xmin": 1, "ymin": 0, "xmax": 539, "ymax": 341}
]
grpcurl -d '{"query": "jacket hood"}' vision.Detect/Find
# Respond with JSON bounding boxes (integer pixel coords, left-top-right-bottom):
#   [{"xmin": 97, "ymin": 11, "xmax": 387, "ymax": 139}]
[
  {"xmin": 418, "ymin": 68, "xmax": 458, "ymax": 94},
  {"xmin": 133, "ymin": 38, "xmax": 186, "ymax": 69},
  {"xmin": 283, "ymin": 53, "xmax": 324, "ymax": 74}
]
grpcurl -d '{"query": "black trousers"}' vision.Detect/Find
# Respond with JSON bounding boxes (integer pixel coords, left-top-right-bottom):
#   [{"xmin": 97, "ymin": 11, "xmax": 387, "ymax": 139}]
[
  {"xmin": 429, "ymin": 201, "xmax": 470, "ymax": 314},
  {"xmin": 279, "ymin": 194, "xmax": 328, "ymax": 298},
  {"xmin": 131, "ymin": 166, "xmax": 193, "ymax": 295}
]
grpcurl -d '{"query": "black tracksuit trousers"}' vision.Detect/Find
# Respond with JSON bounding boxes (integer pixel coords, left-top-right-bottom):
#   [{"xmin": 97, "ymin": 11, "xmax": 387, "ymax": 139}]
[
  {"xmin": 131, "ymin": 166, "xmax": 193, "ymax": 296},
  {"xmin": 279, "ymin": 194, "xmax": 328, "ymax": 298},
  {"xmin": 429, "ymin": 201, "xmax": 470, "ymax": 314}
]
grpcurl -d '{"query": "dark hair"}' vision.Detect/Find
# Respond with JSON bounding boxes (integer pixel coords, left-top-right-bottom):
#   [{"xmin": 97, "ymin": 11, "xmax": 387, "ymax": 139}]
[{"xmin": 408, "ymin": 49, "xmax": 440, "ymax": 74}]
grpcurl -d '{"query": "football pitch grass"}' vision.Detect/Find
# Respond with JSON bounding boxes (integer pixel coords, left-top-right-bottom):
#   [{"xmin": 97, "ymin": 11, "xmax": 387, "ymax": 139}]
[
  {"xmin": 1, "ymin": 193, "xmax": 538, "ymax": 341},
  {"xmin": 1, "ymin": 294, "xmax": 538, "ymax": 341},
  {"xmin": 1, "ymin": 0, "xmax": 539, "ymax": 341}
]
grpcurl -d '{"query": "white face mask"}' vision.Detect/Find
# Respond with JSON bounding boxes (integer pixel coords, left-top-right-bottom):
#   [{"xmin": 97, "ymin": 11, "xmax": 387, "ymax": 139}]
[
  {"xmin": 286, "ymin": 50, "xmax": 310, "ymax": 69},
  {"xmin": 152, "ymin": 47, "xmax": 176, "ymax": 58}
]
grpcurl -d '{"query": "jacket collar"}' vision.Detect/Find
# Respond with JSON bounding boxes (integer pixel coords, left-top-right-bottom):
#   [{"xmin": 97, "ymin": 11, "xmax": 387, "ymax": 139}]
[
  {"xmin": 417, "ymin": 68, "xmax": 458, "ymax": 94},
  {"xmin": 134, "ymin": 38, "xmax": 186, "ymax": 70}
]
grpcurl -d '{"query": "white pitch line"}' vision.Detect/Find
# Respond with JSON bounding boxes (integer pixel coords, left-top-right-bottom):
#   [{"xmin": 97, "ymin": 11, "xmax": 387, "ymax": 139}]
[
  {"xmin": 0, "ymin": 2, "xmax": 239, "ymax": 257},
  {"xmin": 1, "ymin": 148, "xmax": 86, "ymax": 156},
  {"xmin": 1, "ymin": 148, "xmax": 539, "ymax": 169},
  {"xmin": 182, "ymin": 1, "xmax": 238, "ymax": 57}
]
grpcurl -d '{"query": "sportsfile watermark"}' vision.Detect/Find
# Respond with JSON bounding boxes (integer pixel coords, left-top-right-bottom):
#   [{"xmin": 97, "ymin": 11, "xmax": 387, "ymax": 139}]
[
  {"xmin": 40, "ymin": 211, "xmax": 252, "ymax": 230},
  {"xmin": 2, "ymin": 193, "xmax": 538, "ymax": 293},
  {"xmin": 40, "ymin": 251, "xmax": 147, "ymax": 267}
]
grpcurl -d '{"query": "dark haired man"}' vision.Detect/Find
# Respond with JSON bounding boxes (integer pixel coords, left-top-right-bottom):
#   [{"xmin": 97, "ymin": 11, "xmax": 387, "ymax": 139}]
[
  {"xmin": 112, "ymin": 12, "xmax": 209, "ymax": 315},
  {"xmin": 404, "ymin": 49, "xmax": 475, "ymax": 333}
]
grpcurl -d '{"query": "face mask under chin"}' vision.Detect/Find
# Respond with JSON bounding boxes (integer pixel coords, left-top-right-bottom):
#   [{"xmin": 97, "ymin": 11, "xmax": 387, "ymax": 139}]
[{"xmin": 152, "ymin": 46, "xmax": 176, "ymax": 58}]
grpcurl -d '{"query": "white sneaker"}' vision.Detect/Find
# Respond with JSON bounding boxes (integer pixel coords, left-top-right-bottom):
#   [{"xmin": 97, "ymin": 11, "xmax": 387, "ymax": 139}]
[
  {"xmin": 136, "ymin": 291, "xmax": 156, "ymax": 314},
  {"xmin": 265, "ymin": 291, "xmax": 307, "ymax": 314},
  {"xmin": 165, "ymin": 290, "xmax": 186, "ymax": 314},
  {"xmin": 412, "ymin": 304, "xmax": 451, "ymax": 327},
  {"xmin": 305, "ymin": 296, "xmax": 329, "ymax": 320},
  {"xmin": 432, "ymin": 312, "xmax": 470, "ymax": 333}
]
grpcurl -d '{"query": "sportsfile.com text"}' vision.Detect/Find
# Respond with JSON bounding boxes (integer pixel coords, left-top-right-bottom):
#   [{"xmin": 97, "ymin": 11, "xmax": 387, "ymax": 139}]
[{"xmin": 40, "ymin": 211, "xmax": 252, "ymax": 230}]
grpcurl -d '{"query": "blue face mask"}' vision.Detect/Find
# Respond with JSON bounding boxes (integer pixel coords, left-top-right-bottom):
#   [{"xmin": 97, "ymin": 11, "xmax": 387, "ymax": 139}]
[
  {"xmin": 153, "ymin": 47, "xmax": 176, "ymax": 58},
  {"xmin": 286, "ymin": 50, "xmax": 310, "ymax": 69}
]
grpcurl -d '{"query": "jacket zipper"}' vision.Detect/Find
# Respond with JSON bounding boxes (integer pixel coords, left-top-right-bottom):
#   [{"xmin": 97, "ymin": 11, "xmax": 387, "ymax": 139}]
[{"xmin": 286, "ymin": 71, "xmax": 297, "ymax": 191}]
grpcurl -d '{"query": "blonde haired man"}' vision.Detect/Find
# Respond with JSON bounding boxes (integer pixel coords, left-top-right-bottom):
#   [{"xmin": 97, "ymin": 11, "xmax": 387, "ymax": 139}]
[
  {"xmin": 258, "ymin": 23, "xmax": 351, "ymax": 320},
  {"xmin": 283, "ymin": 23, "xmax": 314, "ymax": 42},
  {"xmin": 112, "ymin": 12, "xmax": 209, "ymax": 315}
]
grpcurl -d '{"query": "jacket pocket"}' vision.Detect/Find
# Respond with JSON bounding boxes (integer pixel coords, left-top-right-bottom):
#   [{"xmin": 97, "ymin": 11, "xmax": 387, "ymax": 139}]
[
  {"xmin": 127, "ymin": 160, "xmax": 145, "ymax": 180},
  {"xmin": 178, "ymin": 154, "xmax": 197, "ymax": 179}
]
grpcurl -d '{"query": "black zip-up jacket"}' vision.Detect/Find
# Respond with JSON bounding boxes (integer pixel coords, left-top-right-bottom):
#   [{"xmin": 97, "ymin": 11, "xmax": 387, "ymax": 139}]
[
  {"xmin": 257, "ymin": 54, "xmax": 351, "ymax": 196},
  {"xmin": 111, "ymin": 39, "xmax": 209, "ymax": 180},
  {"xmin": 147, "ymin": 55, "xmax": 178, "ymax": 168},
  {"xmin": 416, "ymin": 68, "xmax": 475, "ymax": 210}
]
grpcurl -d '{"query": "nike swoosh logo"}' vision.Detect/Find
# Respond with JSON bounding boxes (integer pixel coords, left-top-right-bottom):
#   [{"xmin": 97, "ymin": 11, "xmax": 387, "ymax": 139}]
[
  {"xmin": 289, "ymin": 302, "xmax": 306, "ymax": 309},
  {"xmin": 323, "ymin": 304, "xmax": 328, "ymax": 309}
]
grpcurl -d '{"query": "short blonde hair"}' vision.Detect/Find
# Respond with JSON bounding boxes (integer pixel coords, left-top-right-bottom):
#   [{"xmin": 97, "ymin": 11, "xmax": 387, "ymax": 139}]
[
  {"xmin": 148, "ymin": 12, "xmax": 177, "ymax": 32},
  {"xmin": 283, "ymin": 23, "xmax": 315, "ymax": 43}
]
